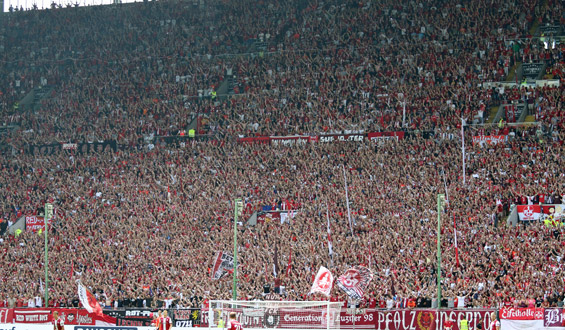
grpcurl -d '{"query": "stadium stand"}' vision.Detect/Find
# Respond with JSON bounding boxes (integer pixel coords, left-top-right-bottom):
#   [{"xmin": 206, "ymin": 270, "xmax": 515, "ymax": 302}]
[{"xmin": 0, "ymin": 0, "xmax": 564, "ymax": 310}]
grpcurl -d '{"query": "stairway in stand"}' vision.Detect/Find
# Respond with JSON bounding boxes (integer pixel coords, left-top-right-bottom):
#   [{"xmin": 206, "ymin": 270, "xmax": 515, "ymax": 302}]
[
  {"xmin": 487, "ymin": 106, "xmax": 501, "ymax": 124},
  {"xmin": 524, "ymin": 115, "xmax": 536, "ymax": 123}
]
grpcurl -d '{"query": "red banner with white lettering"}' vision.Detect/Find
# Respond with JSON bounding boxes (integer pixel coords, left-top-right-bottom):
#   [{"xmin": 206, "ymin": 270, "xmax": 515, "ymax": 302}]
[
  {"xmin": 11, "ymin": 308, "xmax": 115, "ymax": 325},
  {"xmin": 25, "ymin": 216, "xmax": 52, "ymax": 232},
  {"xmin": 472, "ymin": 135, "xmax": 507, "ymax": 146},
  {"xmin": 499, "ymin": 307, "xmax": 546, "ymax": 330},
  {"xmin": 500, "ymin": 307, "xmax": 544, "ymax": 320},
  {"xmin": 373, "ymin": 309, "xmax": 494, "ymax": 330},
  {"xmin": 13, "ymin": 309, "xmax": 52, "ymax": 323},
  {"xmin": 200, "ymin": 308, "xmax": 379, "ymax": 329}
]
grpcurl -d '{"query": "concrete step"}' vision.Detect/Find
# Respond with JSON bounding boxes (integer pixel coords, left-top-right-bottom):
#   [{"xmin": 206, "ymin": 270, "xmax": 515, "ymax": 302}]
[
  {"xmin": 487, "ymin": 106, "xmax": 500, "ymax": 123},
  {"xmin": 506, "ymin": 63, "xmax": 521, "ymax": 82},
  {"xmin": 524, "ymin": 115, "xmax": 536, "ymax": 123}
]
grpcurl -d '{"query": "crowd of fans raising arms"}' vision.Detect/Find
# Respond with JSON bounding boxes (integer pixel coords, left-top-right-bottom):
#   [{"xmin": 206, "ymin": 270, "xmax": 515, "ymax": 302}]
[{"xmin": 0, "ymin": 0, "xmax": 564, "ymax": 310}]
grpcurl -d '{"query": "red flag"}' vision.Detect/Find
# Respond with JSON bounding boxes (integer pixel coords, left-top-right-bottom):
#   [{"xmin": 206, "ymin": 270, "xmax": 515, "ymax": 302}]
[
  {"xmin": 517, "ymin": 205, "xmax": 542, "ymax": 221},
  {"xmin": 210, "ymin": 252, "xmax": 222, "ymax": 280},
  {"xmin": 210, "ymin": 251, "xmax": 234, "ymax": 280},
  {"xmin": 77, "ymin": 281, "xmax": 103, "ymax": 316}
]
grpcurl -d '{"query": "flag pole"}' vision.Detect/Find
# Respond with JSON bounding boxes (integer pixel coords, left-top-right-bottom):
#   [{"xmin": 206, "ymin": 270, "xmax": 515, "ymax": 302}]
[
  {"xmin": 232, "ymin": 199, "xmax": 242, "ymax": 300},
  {"xmin": 324, "ymin": 199, "xmax": 333, "ymax": 327},
  {"xmin": 461, "ymin": 117, "xmax": 466, "ymax": 185},
  {"xmin": 342, "ymin": 165, "xmax": 354, "ymax": 236},
  {"xmin": 352, "ymin": 302, "xmax": 356, "ymax": 330},
  {"xmin": 436, "ymin": 194, "xmax": 445, "ymax": 308},
  {"xmin": 44, "ymin": 203, "xmax": 53, "ymax": 307},
  {"xmin": 402, "ymin": 98, "xmax": 406, "ymax": 128},
  {"xmin": 44, "ymin": 212, "xmax": 49, "ymax": 306}
]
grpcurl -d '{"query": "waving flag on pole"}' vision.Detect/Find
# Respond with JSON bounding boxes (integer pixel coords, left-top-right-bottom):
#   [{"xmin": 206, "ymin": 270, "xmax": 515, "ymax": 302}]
[
  {"xmin": 337, "ymin": 266, "xmax": 373, "ymax": 301},
  {"xmin": 309, "ymin": 266, "xmax": 334, "ymax": 297},
  {"xmin": 211, "ymin": 251, "xmax": 234, "ymax": 280},
  {"xmin": 77, "ymin": 281, "xmax": 103, "ymax": 316}
]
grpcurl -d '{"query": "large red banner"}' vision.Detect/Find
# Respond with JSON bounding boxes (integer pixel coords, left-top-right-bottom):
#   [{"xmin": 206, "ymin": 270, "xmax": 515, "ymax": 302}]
[
  {"xmin": 339, "ymin": 311, "xmax": 377, "ymax": 329},
  {"xmin": 374, "ymin": 309, "xmax": 493, "ymax": 330},
  {"xmin": 25, "ymin": 216, "xmax": 53, "ymax": 232},
  {"xmin": 500, "ymin": 307, "xmax": 544, "ymax": 320},
  {"xmin": 472, "ymin": 135, "xmax": 507, "ymax": 146},
  {"xmin": 200, "ymin": 308, "xmax": 494, "ymax": 330},
  {"xmin": 13, "ymin": 309, "xmax": 51, "ymax": 323},
  {"xmin": 12, "ymin": 308, "xmax": 112, "ymax": 325}
]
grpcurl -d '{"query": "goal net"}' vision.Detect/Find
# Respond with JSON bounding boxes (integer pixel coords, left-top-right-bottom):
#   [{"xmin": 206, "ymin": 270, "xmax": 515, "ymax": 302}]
[{"xmin": 208, "ymin": 300, "xmax": 342, "ymax": 330}]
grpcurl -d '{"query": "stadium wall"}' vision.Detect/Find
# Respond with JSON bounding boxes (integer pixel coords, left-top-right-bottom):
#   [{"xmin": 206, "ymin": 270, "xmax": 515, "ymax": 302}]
[{"xmin": 3, "ymin": 308, "xmax": 565, "ymax": 330}]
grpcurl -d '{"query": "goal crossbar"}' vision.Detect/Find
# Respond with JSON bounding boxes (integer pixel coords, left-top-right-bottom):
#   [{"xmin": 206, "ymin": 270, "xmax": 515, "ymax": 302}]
[{"xmin": 209, "ymin": 300, "xmax": 342, "ymax": 330}]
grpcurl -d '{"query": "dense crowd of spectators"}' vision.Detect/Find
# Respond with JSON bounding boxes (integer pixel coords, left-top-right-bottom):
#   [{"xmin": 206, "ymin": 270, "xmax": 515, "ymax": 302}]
[{"xmin": 0, "ymin": 0, "xmax": 564, "ymax": 311}]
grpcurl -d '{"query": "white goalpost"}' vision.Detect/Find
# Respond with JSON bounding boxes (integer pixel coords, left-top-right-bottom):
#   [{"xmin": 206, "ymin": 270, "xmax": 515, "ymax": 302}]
[{"xmin": 208, "ymin": 300, "xmax": 342, "ymax": 330}]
